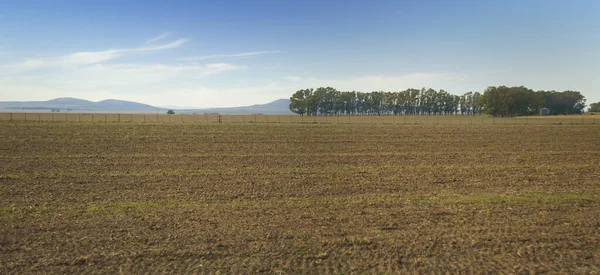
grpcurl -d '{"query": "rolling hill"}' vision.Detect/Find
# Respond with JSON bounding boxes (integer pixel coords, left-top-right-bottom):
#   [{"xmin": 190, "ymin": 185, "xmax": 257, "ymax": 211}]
[
  {"xmin": 180, "ymin": 99, "xmax": 292, "ymax": 114},
  {"xmin": 0, "ymin": 98, "xmax": 292, "ymax": 114},
  {"xmin": 0, "ymin": 97, "xmax": 160, "ymax": 111}
]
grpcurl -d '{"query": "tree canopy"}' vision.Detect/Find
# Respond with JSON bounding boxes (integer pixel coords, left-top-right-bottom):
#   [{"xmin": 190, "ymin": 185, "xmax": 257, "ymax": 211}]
[
  {"xmin": 590, "ymin": 102, "xmax": 600, "ymax": 113},
  {"xmin": 479, "ymin": 86, "xmax": 586, "ymax": 116},
  {"xmin": 288, "ymin": 87, "xmax": 481, "ymax": 116},
  {"xmin": 289, "ymin": 86, "xmax": 587, "ymax": 116}
]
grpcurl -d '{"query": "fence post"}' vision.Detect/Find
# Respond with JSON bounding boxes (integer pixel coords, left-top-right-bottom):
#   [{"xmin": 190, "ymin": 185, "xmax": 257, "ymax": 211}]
[
  {"xmin": 38, "ymin": 113, "xmax": 41, "ymax": 122},
  {"xmin": 118, "ymin": 114, "xmax": 120, "ymax": 122},
  {"xmin": 104, "ymin": 114, "xmax": 107, "ymax": 123},
  {"xmin": 78, "ymin": 114, "xmax": 81, "ymax": 122}
]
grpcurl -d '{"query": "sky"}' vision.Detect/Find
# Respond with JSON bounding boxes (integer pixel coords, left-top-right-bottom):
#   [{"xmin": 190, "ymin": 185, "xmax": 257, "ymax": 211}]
[{"xmin": 0, "ymin": 0, "xmax": 599, "ymax": 108}]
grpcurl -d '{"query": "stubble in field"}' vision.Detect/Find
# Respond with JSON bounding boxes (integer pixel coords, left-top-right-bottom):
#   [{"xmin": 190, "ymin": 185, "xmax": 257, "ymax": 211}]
[{"xmin": 1, "ymin": 122, "xmax": 599, "ymax": 273}]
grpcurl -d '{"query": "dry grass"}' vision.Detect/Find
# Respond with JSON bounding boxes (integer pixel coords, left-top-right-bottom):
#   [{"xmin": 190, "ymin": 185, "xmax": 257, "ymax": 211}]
[
  {"xmin": 1, "ymin": 112, "xmax": 598, "ymax": 125},
  {"xmin": 1, "ymin": 121, "xmax": 599, "ymax": 273}
]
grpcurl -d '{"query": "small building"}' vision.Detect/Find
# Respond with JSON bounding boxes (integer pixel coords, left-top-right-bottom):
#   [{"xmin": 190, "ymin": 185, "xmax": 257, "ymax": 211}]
[{"xmin": 539, "ymin": 107, "xmax": 550, "ymax": 116}]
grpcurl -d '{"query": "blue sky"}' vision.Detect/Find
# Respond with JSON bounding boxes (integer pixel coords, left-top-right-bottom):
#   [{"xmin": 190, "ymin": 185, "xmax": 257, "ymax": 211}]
[{"xmin": 1, "ymin": 0, "xmax": 599, "ymax": 108}]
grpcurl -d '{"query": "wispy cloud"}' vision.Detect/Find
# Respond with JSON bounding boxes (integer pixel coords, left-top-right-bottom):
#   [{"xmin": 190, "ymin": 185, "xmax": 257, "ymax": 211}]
[
  {"xmin": 0, "ymin": 59, "xmax": 46, "ymax": 74},
  {"xmin": 83, "ymin": 62, "xmax": 244, "ymax": 76},
  {"xmin": 180, "ymin": 50, "xmax": 282, "ymax": 61},
  {"xmin": 284, "ymin": 76, "xmax": 302, "ymax": 82},
  {"xmin": 144, "ymin": 32, "xmax": 171, "ymax": 45},
  {"xmin": 0, "ymin": 37, "xmax": 190, "ymax": 74},
  {"xmin": 60, "ymin": 38, "xmax": 189, "ymax": 66},
  {"xmin": 0, "ymin": 63, "xmax": 251, "ymax": 105}
]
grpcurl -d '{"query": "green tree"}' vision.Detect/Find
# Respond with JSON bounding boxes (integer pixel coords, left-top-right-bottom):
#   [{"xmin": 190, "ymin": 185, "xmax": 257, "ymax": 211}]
[
  {"xmin": 472, "ymin": 92, "xmax": 482, "ymax": 115},
  {"xmin": 589, "ymin": 102, "xmax": 600, "ymax": 112},
  {"xmin": 289, "ymin": 89, "xmax": 309, "ymax": 115},
  {"xmin": 287, "ymin": 86, "xmax": 586, "ymax": 117},
  {"xmin": 167, "ymin": 109, "xmax": 175, "ymax": 114},
  {"xmin": 539, "ymin": 90, "xmax": 586, "ymax": 115}
]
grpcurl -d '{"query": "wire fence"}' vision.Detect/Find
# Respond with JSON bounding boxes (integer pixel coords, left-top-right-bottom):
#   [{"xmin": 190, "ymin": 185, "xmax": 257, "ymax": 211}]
[{"xmin": 0, "ymin": 112, "xmax": 598, "ymax": 125}]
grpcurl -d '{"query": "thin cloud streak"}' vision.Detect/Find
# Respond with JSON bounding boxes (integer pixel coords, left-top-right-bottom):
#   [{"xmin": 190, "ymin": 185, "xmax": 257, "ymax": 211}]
[
  {"xmin": 61, "ymin": 38, "xmax": 190, "ymax": 66},
  {"xmin": 180, "ymin": 50, "xmax": 282, "ymax": 61},
  {"xmin": 143, "ymin": 32, "xmax": 171, "ymax": 45},
  {"xmin": 0, "ymin": 38, "xmax": 190, "ymax": 74},
  {"xmin": 0, "ymin": 59, "xmax": 46, "ymax": 75},
  {"xmin": 83, "ymin": 62, "xmax": 245, "ymax": 76}
]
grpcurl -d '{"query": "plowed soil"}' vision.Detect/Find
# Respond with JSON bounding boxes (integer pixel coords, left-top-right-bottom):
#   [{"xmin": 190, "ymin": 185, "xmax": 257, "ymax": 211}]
[{"xmin": 1, "ymin": 122, "xmax": 599, "ymax": 273}]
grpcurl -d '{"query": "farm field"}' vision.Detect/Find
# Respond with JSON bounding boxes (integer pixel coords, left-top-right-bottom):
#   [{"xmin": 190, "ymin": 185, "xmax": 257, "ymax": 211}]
[
  {"xmin": 1, "ymin": 121, "xmax": 600, "ymax": 273},
  {"xmin": 1, "ymin": 112, "xmax": 599, "ymax": 125}
]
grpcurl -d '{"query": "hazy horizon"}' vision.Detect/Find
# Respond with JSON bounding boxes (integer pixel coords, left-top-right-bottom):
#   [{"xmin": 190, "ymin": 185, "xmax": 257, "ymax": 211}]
[
  {"xmin": 0, "ymin": 96, "xmax": 290, "ymax": 110},
  {"xmin": 1, "ymin": 0, "xmax": 599, "ymax": 107}
]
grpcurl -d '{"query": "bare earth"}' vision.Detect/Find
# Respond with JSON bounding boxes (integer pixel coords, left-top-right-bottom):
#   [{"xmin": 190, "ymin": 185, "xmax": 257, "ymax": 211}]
[{"xmin": 1, "ymin": 121, "xmax": 599, "ymax": 273}]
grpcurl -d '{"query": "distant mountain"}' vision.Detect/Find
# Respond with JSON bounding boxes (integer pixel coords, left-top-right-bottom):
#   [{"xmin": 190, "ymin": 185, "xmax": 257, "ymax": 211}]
[
  {"xmin": 178, "ymin": 99, "xmax": 292, "ymax": 114},
  {"xmin": 46, "ymin": 98, "xmax": 96, "ymax": 106},
  {"xmin": 95, "ymin": 99, "xmax": 158, "ymax": 110},
  {"xmin": 0, "ymin": 97, "xmax": 292, "ymax": 114},
  {"xmin": 0, "ymin": 97, "xmax": 161, "ymax": 111}
]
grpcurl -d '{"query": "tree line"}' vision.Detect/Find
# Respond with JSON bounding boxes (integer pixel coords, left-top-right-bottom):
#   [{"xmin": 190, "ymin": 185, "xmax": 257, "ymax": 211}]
[
  {"xmin": 480, "ymin": 86, "xmax": 586, "ymax": 116},
  {"xmin": 289, "ymin": 86, "xmax": 587, "ymax": 116}
]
